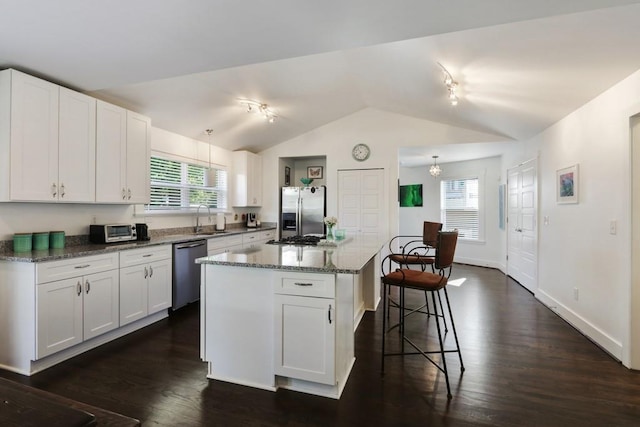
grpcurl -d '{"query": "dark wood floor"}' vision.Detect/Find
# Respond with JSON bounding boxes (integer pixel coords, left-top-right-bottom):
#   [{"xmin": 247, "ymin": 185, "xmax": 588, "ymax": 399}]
[{"xmin": 3, "ymin": 264, "xmax": 640, "ymax": 426}]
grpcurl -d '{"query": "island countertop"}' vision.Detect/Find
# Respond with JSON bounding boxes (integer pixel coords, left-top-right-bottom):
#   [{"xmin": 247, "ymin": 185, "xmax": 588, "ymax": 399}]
[{"xmin": 196, "ymin": 236, "xmax": 385, "ymax": 274}]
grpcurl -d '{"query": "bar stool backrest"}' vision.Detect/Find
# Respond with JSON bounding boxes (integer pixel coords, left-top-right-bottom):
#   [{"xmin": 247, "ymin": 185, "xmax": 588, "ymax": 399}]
[
  {"xmin": 435, "ymin": 231, "xmax": 458, "ymax": 271},
  {"xmin": 422, "ymin": 221, "xmax": 442, "ymax": 247}
]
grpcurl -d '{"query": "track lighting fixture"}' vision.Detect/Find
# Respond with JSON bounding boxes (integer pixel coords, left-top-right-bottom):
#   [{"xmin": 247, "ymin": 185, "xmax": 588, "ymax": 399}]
[
  {"xmin": 239, "ymin": 99, "xmax": 277, "ymax": 123},
  {"xmin": 438, "ymin": 63, "xmax": 460, "ymax": 106}
]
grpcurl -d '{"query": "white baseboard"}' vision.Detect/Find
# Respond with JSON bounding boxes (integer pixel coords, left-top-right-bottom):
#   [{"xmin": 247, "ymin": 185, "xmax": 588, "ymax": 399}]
[{"xmin": 536, "ymin": 289, "xmax": 623, "ymax": 361}]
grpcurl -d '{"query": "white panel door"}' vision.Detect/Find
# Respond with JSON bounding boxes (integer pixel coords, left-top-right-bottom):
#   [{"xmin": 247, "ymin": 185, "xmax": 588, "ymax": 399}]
[
  {"xmin": 83, "ymin": 270, "xmax": 119, "ymax": 340},
  {"xmin": 10, "ymin": 70, "xmax": 59, "ymax": 201},
  {"xmin": 58, "ymin": 87, "xmax": 96, "ymax": 202},
  {"xmin": 96, "ymin": 100, "xmax": 127, "ymax": 202},
  {"xmin": 126, "ymin": 110, "xmax": 151, "ymax": 203},
  {"xmin": 147, "ymin": 259, "xmax": 172, "ymax": 314},
  {"xmin": 274, "ymin": 294, "xmax": 335, "ymax": 385},
  {"xmin": 36, "ymin": 277, "xmax": 83, "ymax": 358},
  {"xmin": 338, "ymin": 169, "xmax": 387, "ymax": 241},
  {"xmin": 507, "ymin": 160, "xmax": 538, "ymax": 293},
  {"xmin": 119, "ymin": 265, "xmax": 148, "ymax": 326}
]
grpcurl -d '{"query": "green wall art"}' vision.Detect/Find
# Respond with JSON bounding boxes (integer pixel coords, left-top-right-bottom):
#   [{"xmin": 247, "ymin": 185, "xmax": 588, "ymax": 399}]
[{"xmin": 399, "ymin": 184, "xmax": 423, "ymax": 207}]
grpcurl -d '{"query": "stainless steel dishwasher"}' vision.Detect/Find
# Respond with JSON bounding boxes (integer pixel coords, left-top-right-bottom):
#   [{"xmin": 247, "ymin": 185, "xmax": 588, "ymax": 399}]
[{"xmin": 172, "ymin": 240, "xmax": 207, "ymax": 310}]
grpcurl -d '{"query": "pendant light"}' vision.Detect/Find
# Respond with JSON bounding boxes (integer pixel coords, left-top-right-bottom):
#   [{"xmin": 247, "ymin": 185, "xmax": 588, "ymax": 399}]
[
  {"xmin": 205, "ymin": 129, "xmax": 215, "ymax": 185},
  {"xmin": 429, "ymin": 155, "xmax": 442, "ymax": 178}
]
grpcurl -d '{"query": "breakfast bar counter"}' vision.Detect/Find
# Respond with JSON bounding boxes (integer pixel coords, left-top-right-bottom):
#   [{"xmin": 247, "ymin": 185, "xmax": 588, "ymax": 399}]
[{"xmin": 196, "ymin": 236, "xmax": 384, "ymax": 399}]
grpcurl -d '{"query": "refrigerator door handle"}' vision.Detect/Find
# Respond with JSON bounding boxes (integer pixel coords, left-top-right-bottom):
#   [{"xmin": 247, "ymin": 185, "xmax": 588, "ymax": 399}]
[{"xmin": 297, "ymin": 198, "xmax": 302, "ymax": 235}]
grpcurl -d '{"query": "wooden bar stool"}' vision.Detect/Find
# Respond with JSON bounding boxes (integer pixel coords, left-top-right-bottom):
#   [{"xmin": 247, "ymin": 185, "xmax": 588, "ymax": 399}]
[{"xmin": 381, "ymin": 230, "xmax": 464, "ymax": 399}]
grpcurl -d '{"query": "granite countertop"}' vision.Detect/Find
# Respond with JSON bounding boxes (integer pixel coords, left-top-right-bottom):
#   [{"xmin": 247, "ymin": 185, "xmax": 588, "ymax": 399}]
[
  {"xmin": 0, "ymin": 226, "xmax": 276, "ymax": 263},
  {"xmin": 196, "ymin": 235, "xmax": 385, "ymax": 274}
]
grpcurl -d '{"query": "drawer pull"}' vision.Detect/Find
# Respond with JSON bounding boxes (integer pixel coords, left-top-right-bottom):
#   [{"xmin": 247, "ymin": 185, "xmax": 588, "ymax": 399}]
[
  {"xmin": 74, "ymin": 264, "xmax": 91, "ymax": 269},
  {"xmin": 143, "ymin": 254, "xmax": 153, "ymax": 257},
  {"xmin": 294, "ymin": 282, "xmax": 313, "ymax": 287}
]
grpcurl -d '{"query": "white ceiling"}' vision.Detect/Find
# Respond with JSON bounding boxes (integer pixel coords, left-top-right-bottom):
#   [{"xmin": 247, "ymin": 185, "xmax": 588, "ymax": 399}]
[{"xmin": 3, "ymin": 0, "xmax": 640, "ymax": 165}]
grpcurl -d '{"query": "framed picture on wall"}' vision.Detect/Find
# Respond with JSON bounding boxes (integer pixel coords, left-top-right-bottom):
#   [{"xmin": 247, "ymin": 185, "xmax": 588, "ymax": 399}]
[
  {"xmin": 308, "ymin": 166, "xmax": 323, "ymax": 179},
  {"xmin": 399, "ymin": 184, "xmax": 423, "ymax": 207},
  {"xmin": 557, "ymin": 164, "xmax": 579, "ymax": 204},
  {"xmin": 284, "ymin": 166, "xmax": 291, "ymax": 186}
]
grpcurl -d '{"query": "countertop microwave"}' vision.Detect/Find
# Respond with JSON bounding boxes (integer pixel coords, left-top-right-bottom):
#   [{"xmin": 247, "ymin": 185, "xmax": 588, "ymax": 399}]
[{"xmin": 89, "ymin": 224, "xmax": 138, "ymax": 244}]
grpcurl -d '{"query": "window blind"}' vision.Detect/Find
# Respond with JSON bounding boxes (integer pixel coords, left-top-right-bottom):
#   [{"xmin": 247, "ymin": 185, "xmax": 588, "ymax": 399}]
[
  {"xmin": 147, "ymin": 156, "xmax": 227, "ymax": 211},
  {"xmin": 440, "ymin": 178, "xmax": 479, "ymax": 240}
]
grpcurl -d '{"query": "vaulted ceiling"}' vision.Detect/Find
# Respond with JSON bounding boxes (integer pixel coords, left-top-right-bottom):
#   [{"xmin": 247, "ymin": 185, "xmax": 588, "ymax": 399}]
[{"xmin": 3, "ymin": 1, "xmax": 640, "ymax": 162}]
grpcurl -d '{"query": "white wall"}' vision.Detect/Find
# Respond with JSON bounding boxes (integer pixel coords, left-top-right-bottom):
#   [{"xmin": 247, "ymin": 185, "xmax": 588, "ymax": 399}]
[
  {"xmin": 528, "ymin": 69, "xmax": 640, "ymax": 366},
  {"xmin": 259, "ymin": 108, "xmax": 511, "ymax": 243},
  {"xmin": 400, "ymin": 156, "xmax": 504, "ymax": 270}
]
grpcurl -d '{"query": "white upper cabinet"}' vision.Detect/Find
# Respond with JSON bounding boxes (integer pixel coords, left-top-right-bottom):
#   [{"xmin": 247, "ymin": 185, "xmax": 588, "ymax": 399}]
[
  {"xmin": 58, "ymin": 87, "xmax": 96, "ymax": 202},
  {"xmin": 96, "ymin": 101, "xmax": 150, "ymax": 203},
  {"xmin": 0, "ymin": 70, "xmax": 96, "ymax": 202},
  {"xmin": 0, "ymin": 69, "xmax": 59, "ymax": 201},
  {"xmin": 126, "ymin": 110, "xmax": 151, "ymax": 204},
  {"xmin": 232, "ymin": 150, "xmax": 262, "ymax": 207}
]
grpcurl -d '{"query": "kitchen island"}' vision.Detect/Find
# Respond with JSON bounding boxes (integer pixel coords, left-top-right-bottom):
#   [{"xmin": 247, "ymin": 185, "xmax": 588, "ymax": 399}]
[{"xmin": 196, "ymin": 236, "xmax": 383, "ymax": 399}]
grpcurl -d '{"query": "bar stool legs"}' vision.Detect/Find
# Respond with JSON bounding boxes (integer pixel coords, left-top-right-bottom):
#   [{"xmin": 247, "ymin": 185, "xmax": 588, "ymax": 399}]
[{"xmin": 381, "ymin": 283, "xmax": 464, "ymax": 399}]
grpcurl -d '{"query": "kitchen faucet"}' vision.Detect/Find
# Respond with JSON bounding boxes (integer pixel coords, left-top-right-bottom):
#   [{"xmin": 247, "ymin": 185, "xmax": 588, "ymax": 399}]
[{"xmin": 194, "ymin": 204, "xmax": 211, "ymax": 233}]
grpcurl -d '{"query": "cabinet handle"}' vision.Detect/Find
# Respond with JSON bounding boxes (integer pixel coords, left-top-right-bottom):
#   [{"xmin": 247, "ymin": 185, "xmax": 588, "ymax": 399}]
[
  {"xmin": 85, "ymin": 280, "xmax": 90, "ymax": 294},
  {"xmin": 144, "ymin": 267, "xmax": 148, "ymax": 279},
  {"xmin": 122, "ymin": 188, "xmax": 126, "ymax": 200},
  {"xmin": 128, "ymin": 188, "xmax": 132, "ymax": 200},
  {"xmin": 74, "ymin": 264, "xmax": 91, "ymax": 269},
  {"xmin": 328, "ymin": 304, "xmax": 332, "ymax": 324},
  {"xmin": 60, "ymin": 183, "xmax": 65, "ymax": 197},
  {"xmin": 149, "ymin": 266, "xmax": 153, "ymax": 277},
  {"xmin": 143, "ymin": 254, "xmax": 153, "ymax": 257},
  {"xmin": 77, "ymin": 281, "xmax": 82, "ymax": 296},
  {"xmin": 52, "ymin": 183, "xmax": 57, "ymax": 198},
  {"xmin": 294, "ymin": 282, "xmax": 313, "ymax": 287}
]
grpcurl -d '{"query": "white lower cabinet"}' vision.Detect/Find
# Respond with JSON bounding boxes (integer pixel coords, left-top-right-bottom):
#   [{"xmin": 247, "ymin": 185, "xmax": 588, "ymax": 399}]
[
  {"xmin": 273, "ymin": 272, "xmax": 336, "ymax": 385},
  {"xmin": 36, "ymin": 254, "xmax": 119, "ymax": 359},
  {"xmin": 119, "ymin": 245, "xmax": 172, "ymax": 326},
  {"xmin": 207, "ymin": 234, "xmax": 243, "ymax": 256},
  {"xmin": 242, "ymin": 229, "xmax": 276, "ymax": 249}
]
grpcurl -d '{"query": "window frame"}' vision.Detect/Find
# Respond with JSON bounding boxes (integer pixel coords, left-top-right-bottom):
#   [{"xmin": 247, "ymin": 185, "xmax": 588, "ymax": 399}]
[
  {"xmin": 439, "ymin": 173, "xmax": 485, "ymax": 242},
  {"xmin": 144, "ymin": 155, "xmax": 228, "ymax": 215}
]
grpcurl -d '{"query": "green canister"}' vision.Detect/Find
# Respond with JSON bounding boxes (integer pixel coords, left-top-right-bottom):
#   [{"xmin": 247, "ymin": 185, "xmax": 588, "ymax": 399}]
[
  {"xmin": 33, "ymin": 232, "xmax": 50, "ymax": 251},
  {"xmin": 13, "ymin": 233, "xmax": 32, "ymax": 252},
  {"xmin": 50, "ymin": 231, "xmax": 65, "ymax": 249}
]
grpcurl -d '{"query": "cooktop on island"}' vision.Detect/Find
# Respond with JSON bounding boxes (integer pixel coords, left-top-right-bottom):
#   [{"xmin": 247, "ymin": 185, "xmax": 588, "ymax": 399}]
[{"xmin": 266, "ymin": 235, "xmax": 324, "ymax": 246}]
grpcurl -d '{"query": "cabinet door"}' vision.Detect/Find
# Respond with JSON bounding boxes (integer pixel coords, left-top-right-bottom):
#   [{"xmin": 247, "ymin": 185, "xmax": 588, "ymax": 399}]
[
  {"xmin": 83, "ymin": 270, "xmax": 119, "ymax": 340},
  {"xmin": 58, "ymin": 87, "xmax": 96, "ymax": 202},
  {"xmin": 96, "ymin": 100, "xmax": 127, "ymax": 203},
  {"xmin": 147, "ymin": 259, "xmax": 172, "ymax": 314},
  {"xmin": 119, "ymin": 264, "xmax": 148, "ymax": 326},
  {"xmin": 10, "ymin": 70, "xmax": 59, "ymax": 201},
  {"xmin": 125, "ymin": 110, "xmax": 150, "ymax": 203},
  {"xmin": 36, "ymin": 277, "xmax": 83, "ymax": 358},
  {"xmin": 274, "ymin": 294, "xmax": 335, "ymax": 385},
  {"xmin": 249, "ymin": 153, "xmax": 262, "ymax": 206}
]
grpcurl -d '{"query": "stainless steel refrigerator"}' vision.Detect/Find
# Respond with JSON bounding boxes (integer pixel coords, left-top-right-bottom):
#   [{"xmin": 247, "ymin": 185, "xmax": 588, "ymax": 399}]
[{"xmin": 281, "ymin": 186, "xmax": 326, "ymax": 238}]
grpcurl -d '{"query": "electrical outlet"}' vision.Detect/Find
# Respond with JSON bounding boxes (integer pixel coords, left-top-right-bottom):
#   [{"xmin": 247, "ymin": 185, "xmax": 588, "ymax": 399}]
[
  {"xmin": 610, "ymin": 220, "xmax": 617, "ymax": 235},
  {"xmin": 573, "ymin": 287, "xmax": 579, "ymax": 301},
  {"xmin": 91, "ymin": 215, "xmax": 97, "ymax": 224},
  {"xmin": 544, "ymin": 216, "xmax": 549, "ymax": 225}
]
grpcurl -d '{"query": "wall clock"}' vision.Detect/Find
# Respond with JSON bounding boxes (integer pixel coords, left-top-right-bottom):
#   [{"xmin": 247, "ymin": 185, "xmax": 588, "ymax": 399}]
[{"xmin": 352, "ymin": 143, "xmax": 371, "ymax": 161}]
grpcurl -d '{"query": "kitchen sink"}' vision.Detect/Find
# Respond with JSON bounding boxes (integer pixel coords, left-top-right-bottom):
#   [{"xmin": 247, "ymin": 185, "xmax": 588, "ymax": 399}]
[{"xmin": 194, "ymin": 231, "xmax": 227, "ymax": 236}]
